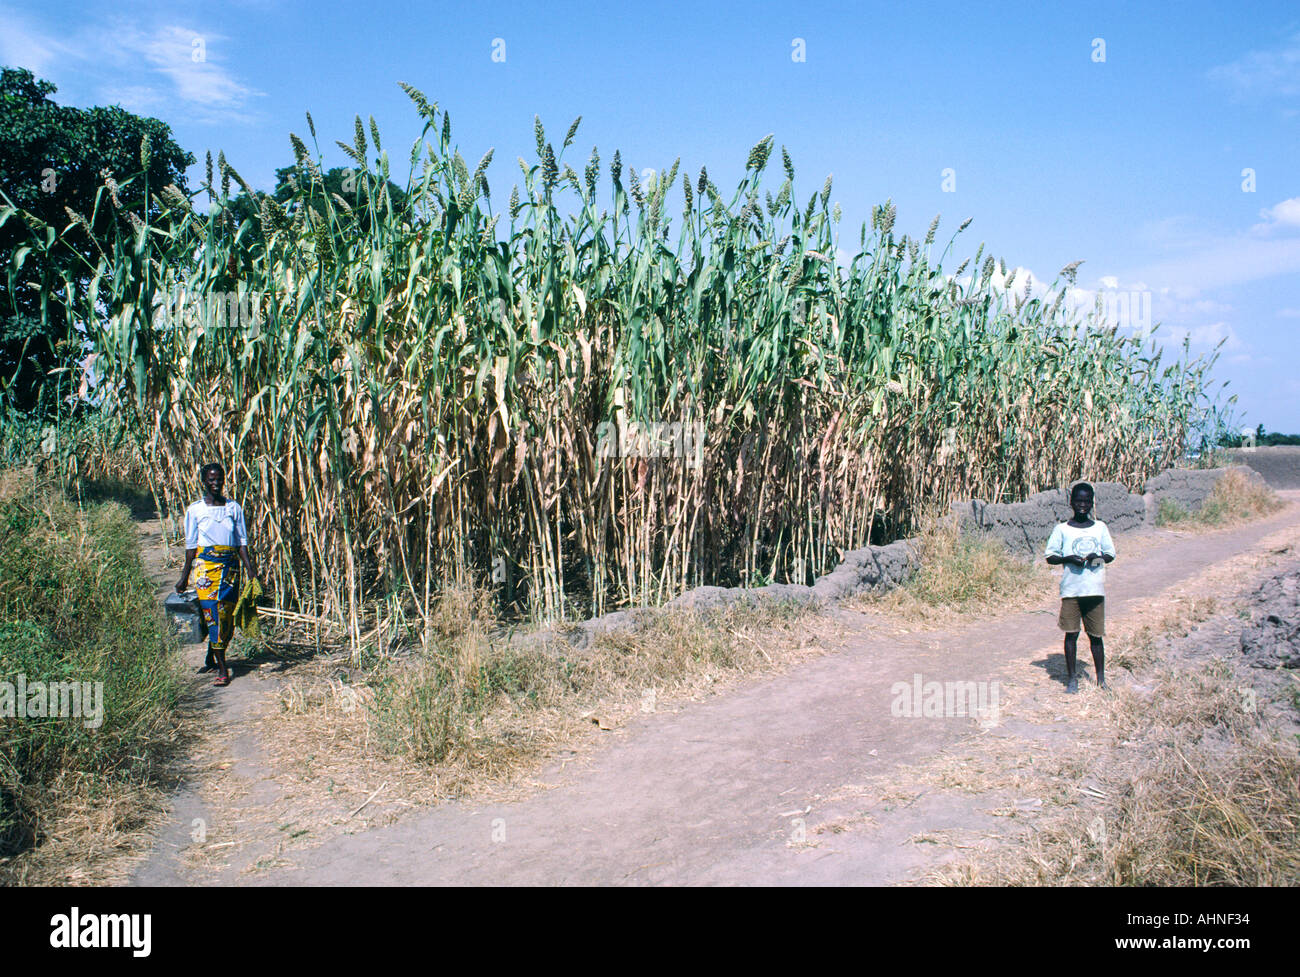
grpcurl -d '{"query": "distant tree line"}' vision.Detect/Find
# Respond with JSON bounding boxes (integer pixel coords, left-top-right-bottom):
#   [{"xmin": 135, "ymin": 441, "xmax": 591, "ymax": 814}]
[{"xmin": 1219, "ymin": 425, "xmax": 1300, "ymax": 447}]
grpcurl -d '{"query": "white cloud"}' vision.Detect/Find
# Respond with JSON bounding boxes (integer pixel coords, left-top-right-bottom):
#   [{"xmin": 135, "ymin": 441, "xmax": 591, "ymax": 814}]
[
  {"xmin": 1208, "ymin": 31, "xmax": 1300, "ymax": 99},
  {"xmin": 981, "ymin": 266, "xmax": 1251, "ymax": 357},
  {"xmin": 1252, "ymin": 197, "xmax": 1300, "ymax": 235},
  {"xmin": 122, "ymin": 25, "xmax": 257, "ymax": 110},
  {"xmin": 1188, "ymin": 321, "xmax": 1243, "ymax": 350},
  {"xmin": 1159, "ymin": 320, "xmax": 1243, "ymax": 354},
  {"xmin": 0, "ymin": 11, "xmax": 260, "ymax": 124},
  {"xmin": 1125, "ymin": 235, "xmax": 1300, "ymax": 294}
]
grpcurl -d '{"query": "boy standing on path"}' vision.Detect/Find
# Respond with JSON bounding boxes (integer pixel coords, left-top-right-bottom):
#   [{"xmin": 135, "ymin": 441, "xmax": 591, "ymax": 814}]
[{"xmin": 1044, "ymin": 482, "xmax": 1116, "ymax": 694}]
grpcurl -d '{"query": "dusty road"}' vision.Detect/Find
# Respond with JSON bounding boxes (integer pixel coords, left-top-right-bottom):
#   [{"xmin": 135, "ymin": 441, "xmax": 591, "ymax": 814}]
[{"xmin": 133, "ymin": 494, "xmax": 1300, "ymax": 885}]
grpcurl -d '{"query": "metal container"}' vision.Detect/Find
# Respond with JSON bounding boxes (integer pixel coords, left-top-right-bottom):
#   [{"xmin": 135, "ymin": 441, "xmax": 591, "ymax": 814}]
[{"xmin": 165, "ymin": 591, "xmax": 206, "ymax": 644}]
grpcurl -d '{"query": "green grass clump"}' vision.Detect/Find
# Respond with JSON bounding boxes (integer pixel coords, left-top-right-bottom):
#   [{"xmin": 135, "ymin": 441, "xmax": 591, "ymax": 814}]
[
  {"xmin": 0, "ymin": 479, "xmax": 184, "ymax": 867},
  {"xmin": 1156, "ymin": 497, "xmax": 1191, "ymax": 526}
]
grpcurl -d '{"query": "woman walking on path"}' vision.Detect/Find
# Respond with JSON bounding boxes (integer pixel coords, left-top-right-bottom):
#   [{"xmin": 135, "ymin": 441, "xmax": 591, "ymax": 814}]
[{"xmin": 175, "ymin": 463, "xmax": 260, "ymax": 687}]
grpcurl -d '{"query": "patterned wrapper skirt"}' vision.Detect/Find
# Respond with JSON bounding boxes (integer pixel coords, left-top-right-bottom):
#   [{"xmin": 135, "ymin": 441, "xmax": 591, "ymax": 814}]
[{"xmin": 194, "ymin": 544, "xmax": 241, "ymax": 651}]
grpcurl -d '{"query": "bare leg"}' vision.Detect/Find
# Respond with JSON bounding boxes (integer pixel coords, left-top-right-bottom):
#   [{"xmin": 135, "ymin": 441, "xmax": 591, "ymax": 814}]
[
  {"xmin": 1089, "ymin": 635, "xmax": 1106, "ymax": 688},
  {"xmin": 1063, "ymin": 631, "xmax": 1080, "ymax": 693}
]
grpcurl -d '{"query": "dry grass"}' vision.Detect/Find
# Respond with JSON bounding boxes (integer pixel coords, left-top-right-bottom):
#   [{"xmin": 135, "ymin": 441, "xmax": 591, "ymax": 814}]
[
  {"xmin": 1107, "ymin": 596, "xmax": 1220, "ymax": 672},
  {"xmin": 917, "ymin": 737, "xmax": 1076, "ymax": 799},
  {"xmin": 0, "ymin": 770, "xmax": 176, "ymax": 886},
  {"xmin": 0, "ymin": 465, "xmax": 36, "ymax": 503},
  {"xmin": 938, "ymin": 728, "xmax": 1300, "ymax": 886},
  {"xmin": 314, "ymin": 590, "xmax": 818, "ymax": 782},
  {"xmin": 854, "ymin": 518, "xmax": 1053, "ymax": 622},
  {"xmin": 1157, "ymin": 469, "xmax": 1285, "ymax": 530}
]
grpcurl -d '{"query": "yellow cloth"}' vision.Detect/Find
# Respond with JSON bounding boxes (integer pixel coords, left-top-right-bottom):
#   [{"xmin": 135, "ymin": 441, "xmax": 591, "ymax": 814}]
[
  {"xmin": 193, "ymin": 545, "xmax": 239, "ymax": 602},
  {"xmin": 233, "ymin": 577, "xmax": 263, "ymax": 638}
]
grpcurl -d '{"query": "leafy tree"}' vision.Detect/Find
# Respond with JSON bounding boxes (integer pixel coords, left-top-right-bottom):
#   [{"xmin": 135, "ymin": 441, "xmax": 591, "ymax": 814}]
[
  {"xmin": 0, "ymin": 67, "xmax": 194, "ymax": 413},
  {"xmin": 221, "ymin": 164, "xmax": 409, "ymax": 239}
]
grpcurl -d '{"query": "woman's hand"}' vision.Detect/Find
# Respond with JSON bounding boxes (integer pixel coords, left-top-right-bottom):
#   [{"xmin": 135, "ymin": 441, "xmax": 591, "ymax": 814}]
[
  {"xmin": 178, "ymin": 549, "xmax": 196, "ymax": 596},
  {"xmin": 238, "ymin": 546, "xmax": 260, "ymax": 591}
]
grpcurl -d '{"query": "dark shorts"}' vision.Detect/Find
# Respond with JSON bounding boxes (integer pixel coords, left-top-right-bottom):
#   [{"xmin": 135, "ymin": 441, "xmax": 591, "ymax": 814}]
[{"xmin": 1059, "ymin": 596, "xmax": 1104, "ymax": 636}]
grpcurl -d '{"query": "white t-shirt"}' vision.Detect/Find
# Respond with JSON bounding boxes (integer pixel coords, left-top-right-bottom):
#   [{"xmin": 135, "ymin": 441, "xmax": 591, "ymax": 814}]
[
  {"xmin": 185, "ymin": 499, "xmax": 248, "ymax": 549},
  {"xmin": 1044, "ymin": 520, "xmax": 1116, "ymax": 598}
]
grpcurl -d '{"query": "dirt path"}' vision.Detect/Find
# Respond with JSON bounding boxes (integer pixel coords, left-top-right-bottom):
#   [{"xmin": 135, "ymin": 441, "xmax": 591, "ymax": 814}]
[
  {"xmin": 133, "ymin": 520, "xmax": 297, "ymax": 883},
  {"xmin": 132, "ymin": 495, "xmax": 1300, "ymax": 886}
]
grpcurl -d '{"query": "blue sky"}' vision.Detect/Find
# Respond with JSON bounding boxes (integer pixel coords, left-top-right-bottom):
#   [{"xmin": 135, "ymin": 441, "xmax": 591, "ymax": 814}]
[{"xmin": 4, "ymin": 0, "xmax": 1298, "ymax": 430}]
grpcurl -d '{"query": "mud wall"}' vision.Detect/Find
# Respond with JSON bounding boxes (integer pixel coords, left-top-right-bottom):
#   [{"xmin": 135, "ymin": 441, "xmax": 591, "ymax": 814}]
[
  {"xmin": 952, "ymin": 482, "xmax": 1146, "ymax": 555},
  {"xmin": 1145, "ymin": 467, "xmax": 1245, "ymax": 511},
  {"xmin": 953, "ymin": 466, "xmax": 1264, "ymax": 555},
  {"xmin": 1225, "ymin": 446, "xmax": 1300, "ymax": 490},
  {"xmin": 540, "ymin": 464, "xmax": 1270, "ymax": 650}
]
